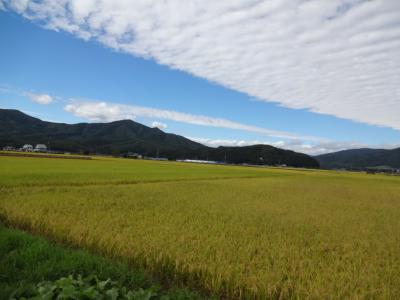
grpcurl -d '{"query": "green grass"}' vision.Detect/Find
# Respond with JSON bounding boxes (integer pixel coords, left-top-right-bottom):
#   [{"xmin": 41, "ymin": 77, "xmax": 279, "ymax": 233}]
[
  {"xmin": 0, "ymin": 224, "xmax": 205, "ymax": 299},
  {"xmin": 1, "ymin": 156, "xmax": 400, "ymax": 298}
]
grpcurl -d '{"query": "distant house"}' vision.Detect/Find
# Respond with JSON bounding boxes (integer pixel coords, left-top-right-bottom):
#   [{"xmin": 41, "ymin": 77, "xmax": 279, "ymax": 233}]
[
  {"xmin": 2, "ymin": 146, "xmax": 15, "ymax": 151},
  {"xmin": 34, "ymin": 144, "xmax": 48, "ymax": 152},
  {"xmin": 177, "ymin": 159, "xmax": 217, "ymax": 165},
  {"xmin": 366, "ymin": 166, "xmax": 399, "ymax": 174},
  {"xmin": 124, "ymin": 152, "xmax": 143, "ymax": 159},
  {"xmin": 22, "ymin": 144, "xmax": 34, "ymax": 152}
]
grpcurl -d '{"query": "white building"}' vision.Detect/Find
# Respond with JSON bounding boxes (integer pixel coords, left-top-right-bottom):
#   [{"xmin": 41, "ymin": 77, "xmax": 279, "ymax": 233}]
[
  {"xmin": 177, "ymin": 159, "xmax": 217, "ymax": 164},
  {"xmin": 34, "ymin": 144, "xmax": 48, "ymax": 152},
  {"xmin": 2, "ymin": 146, "xmax": 15, "ymax": 151},
  {"xmin": 22, "ymin": 144, "xmax": 34, "ymax": 152}
]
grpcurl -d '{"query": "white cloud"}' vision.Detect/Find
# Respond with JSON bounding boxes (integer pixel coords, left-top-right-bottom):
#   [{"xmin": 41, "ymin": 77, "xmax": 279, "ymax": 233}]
[
  {"xmin": 64, "ymin": 101, "xmax": 136, "ymax": 122},
  {"xmin": 188, "ymin": 136, "xmax": 400, "ymax": 155},
  {"xmin": 24, "ymin": 92, "xmax": 53, "ymax": 104},
  {"xmin": 64, "ymin": 99, "xmax": 322, "ymax": 141},
  {"xmin": 2, "ymin": 0, "xmax": 400, "ymax": 130},
  {"xmin": 187, "ymin": 137, "xmax": 256, "ymax": 148},
  {"xmin": 151, "ymin": 121, "xmax": 167, "ymax": 130},
  {"xmin": 3, "ymin": 0, "xmax": 27, "ymax": 12}
]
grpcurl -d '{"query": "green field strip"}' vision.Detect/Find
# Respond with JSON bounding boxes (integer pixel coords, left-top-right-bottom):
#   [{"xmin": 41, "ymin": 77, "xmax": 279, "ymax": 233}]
[{"xmin": 0, "ymin": 223, "xmax": 209, "ymax": 299}]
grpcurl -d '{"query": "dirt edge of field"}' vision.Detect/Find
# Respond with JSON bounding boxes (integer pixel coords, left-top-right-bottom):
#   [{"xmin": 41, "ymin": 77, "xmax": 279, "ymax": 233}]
[{"xmin": 0, "ymin": 152, "xmax": 92, "ymax": 160}]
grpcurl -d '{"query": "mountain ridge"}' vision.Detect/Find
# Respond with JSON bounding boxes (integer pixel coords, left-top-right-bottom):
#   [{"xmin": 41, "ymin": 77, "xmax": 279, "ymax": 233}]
[
  {"xmin": 0, "ymin": 108, "xmax": 319, "ymax": 168},
  {"xmin": 316, "ymin": 147, "xmax": 400, "ymax": 169}
]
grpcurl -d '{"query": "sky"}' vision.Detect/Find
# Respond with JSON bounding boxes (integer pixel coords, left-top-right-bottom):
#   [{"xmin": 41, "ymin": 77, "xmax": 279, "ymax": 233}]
[{"xmin": 0, "ymin": 0, "xmax": 399, "ymax": 155}]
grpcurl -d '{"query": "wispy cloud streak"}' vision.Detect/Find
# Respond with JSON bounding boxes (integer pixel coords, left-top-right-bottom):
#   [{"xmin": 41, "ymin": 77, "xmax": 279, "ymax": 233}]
[
  {"xmin": 64, "ymin": 100, "xmax": 323, "ymax": 141},
  {"xmin": 189, "ymin": 136, "xmax": 400, "ymax": 155}
]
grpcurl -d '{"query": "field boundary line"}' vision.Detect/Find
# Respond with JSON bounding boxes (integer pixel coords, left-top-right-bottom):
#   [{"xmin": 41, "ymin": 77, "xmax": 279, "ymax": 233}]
[
  {"xmin": 0, "ymin": 174, "xmax": 289, "ymax": 189},
  {"xmin": 0, "ymin": 152, "xmax": 92, "ymax": 160}
]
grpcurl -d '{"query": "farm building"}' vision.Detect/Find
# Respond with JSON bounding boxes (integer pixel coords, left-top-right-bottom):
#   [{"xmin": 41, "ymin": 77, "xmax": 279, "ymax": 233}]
[
  {"xmin": 124, "ymin": 152, "xmax": 143, "ymax": 159},
  {"xmin": 22, "ymin": 144, "xmax": 33, "ymax": 152},
  {"xmin": 366, "ymin": 166, "xmax": 400, "ymax": 174},
  {"xmin": 34, "ymin": 144, "xmax": 48, "ymax": 152},
  {"xmin": 2, "ymin": 146, "xmax": 15, "ymax": 151}
]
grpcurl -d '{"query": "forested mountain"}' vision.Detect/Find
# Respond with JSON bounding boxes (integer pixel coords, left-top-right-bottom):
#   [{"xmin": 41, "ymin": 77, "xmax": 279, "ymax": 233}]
[
  {"xmin": 316, "ymin": 148, "xmax": 400, "ymax": 169},
  {"xmin": 0, "ymin": 109, "xmax": 206, "ymax": 157},
  {"xmin": 208, "ymin": 145, "xmax": 318, "ymax": 168}
]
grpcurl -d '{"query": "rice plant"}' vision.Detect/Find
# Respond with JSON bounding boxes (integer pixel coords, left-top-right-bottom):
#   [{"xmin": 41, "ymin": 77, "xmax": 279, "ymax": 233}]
[{"xmin": 1, "ymin": 156, "xmax": 400, "ymax": 298}]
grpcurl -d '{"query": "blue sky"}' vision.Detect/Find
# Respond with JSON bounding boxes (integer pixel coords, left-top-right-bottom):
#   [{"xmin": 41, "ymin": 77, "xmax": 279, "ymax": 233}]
[{"xmin": 1, "ymin": 1, "xmax": 399, "ymax": 155}]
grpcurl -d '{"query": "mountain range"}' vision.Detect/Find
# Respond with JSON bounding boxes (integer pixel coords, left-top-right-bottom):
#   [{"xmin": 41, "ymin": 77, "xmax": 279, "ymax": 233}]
[
  {"xmin": 316, "ymin": 148, "xmax": 400, "ymax": 169},
  {"xmin": 0, "ymin": 109, "xmax": 319, "ymax": 168}
]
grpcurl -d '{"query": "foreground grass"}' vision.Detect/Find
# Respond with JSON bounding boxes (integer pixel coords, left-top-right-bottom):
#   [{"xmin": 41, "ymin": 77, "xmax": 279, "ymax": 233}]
[
  {"xmin": 1, "ymin": 156, "xmax": 400, "ymax": 298},
  {"xmin": 0, "ymin": 224, "xmax": 204, "ymax": 299}
]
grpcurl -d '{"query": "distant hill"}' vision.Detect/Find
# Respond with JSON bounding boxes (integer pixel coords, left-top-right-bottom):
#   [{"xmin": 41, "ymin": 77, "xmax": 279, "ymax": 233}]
[
  {"xmin": 207, "ymin": 145, "xmax": 318, "ymax": 168},
  {"xmin": 0, "ymin": 109, "xmax": 206, "ymax": 158},
  {"xmin": 316, "ymin": 148, "xmax": 400, "ymax": 169},
  {"xmin": 0, "ymin": 109, "xmax": 319, "ymax": 168}
]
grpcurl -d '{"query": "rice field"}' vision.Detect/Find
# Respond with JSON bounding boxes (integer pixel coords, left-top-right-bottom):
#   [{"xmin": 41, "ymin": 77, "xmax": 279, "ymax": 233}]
[{"xmin": 1, "ymin": 155, "xmax": 400, "ymax": 299}]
